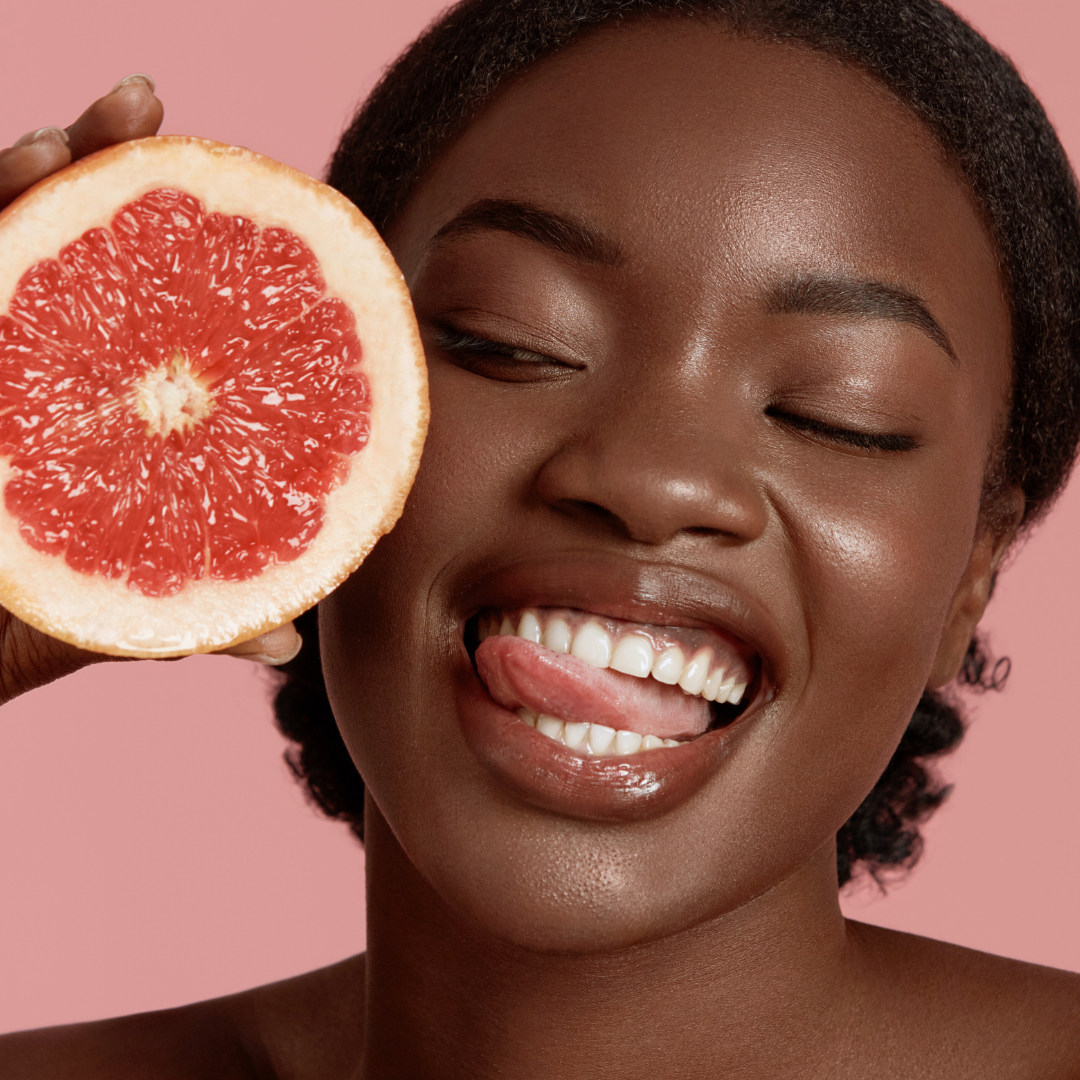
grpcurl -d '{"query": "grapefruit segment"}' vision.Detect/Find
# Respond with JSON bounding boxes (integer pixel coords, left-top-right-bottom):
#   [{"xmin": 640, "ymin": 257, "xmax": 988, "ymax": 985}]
[{"xmin": 0, "ymin": 136, "xmax": 427, "ymax": 657}]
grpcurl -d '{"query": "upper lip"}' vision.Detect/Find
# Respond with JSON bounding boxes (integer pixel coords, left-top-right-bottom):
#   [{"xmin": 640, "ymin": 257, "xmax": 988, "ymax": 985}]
[{"xmin": 454, "ymin": 548, "xmax": 787, "ymax": 689}]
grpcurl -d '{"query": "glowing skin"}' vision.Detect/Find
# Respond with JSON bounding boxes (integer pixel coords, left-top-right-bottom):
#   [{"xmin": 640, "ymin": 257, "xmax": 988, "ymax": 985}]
[
  {"xmin": 3, "ymin": 26, "xmax": 1080, "ymax": 1080},
  {"xmin": 327, "ymin": 25, "xmax": 1013, "ymax": 952},
  {"xmin": 315, "ymin": 23, "xmax": 1077, "ymax": 1078}
]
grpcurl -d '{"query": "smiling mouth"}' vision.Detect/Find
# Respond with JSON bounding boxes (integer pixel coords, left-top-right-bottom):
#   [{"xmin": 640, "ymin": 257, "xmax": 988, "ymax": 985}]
[{"xmin": 465, "ymin": 606, "xmax": 759, "ymax": 756}]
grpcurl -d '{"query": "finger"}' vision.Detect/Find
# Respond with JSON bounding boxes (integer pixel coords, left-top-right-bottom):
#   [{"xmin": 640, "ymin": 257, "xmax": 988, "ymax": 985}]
[
  {"xmin": 220, "ymin": 623, "xmax": 304, "ymax": 666},
  {"xmin": 64, "ymin": 74, "xmax": 163, "ymax": 162},
  {"xmin": 0, "ymin": 128, "xmax": 72, "ymax": 210}
]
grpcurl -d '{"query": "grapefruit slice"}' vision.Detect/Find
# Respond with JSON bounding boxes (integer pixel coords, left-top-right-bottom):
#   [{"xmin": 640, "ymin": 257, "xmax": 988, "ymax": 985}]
[{"xmin": 0, "ymin": 136, "xmax": 427, "ymax": 657}]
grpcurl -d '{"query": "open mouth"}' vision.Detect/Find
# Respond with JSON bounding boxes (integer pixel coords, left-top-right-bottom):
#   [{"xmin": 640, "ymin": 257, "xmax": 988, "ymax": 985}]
[{"xmin": 464, "ymin": 606, "xmax": 760, "ymax": 757}]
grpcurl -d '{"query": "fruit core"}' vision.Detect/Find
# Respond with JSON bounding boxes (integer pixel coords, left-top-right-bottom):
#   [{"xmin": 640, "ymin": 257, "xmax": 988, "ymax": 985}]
[
  {"xmin": 0, "ymin": 187, "xmax": 372, "ymax": 599},
  {"xmin": 133, "ymin": 355, "xmax": 215, "ymax": 438}
]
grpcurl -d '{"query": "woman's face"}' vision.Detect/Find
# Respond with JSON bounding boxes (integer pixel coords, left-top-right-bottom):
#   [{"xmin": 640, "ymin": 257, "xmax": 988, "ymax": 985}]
[{"xmin": 320, "ymin": 22, "xmax": 1012, "ymax": 950}]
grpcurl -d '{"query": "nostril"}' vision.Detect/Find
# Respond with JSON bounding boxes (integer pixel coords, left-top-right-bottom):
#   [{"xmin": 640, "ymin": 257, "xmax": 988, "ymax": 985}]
[
  {"xmin": 538, "ymin": 446, "xmax": 767, "ymax": 545},
  {"xmin": 554, "ymin": 498, "xmax": 625, "ymax": 529},
  {"xmin": 554, "ymin": 499, "xmax": 727, "ymax": 545}
]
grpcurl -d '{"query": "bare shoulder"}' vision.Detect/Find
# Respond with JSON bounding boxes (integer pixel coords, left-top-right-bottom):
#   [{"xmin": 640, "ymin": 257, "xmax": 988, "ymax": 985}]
[
  {"xmin": 231, "ymin": 951, "xmax": 365, "ymax": 1078},
  {"xmin": 847, "ymin": 921, "xmax": 1080, "ymax": 1079},
  {"xmin": 0, "ymin": 953, "xmax": 365, "ymax": 1080}
]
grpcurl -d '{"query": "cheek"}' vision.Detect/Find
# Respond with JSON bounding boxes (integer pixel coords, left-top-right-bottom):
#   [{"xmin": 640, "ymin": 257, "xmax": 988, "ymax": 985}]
[
  {"xmin": 684, "ymin": 464, "xmax": 988, "ymax": 895},
  {"xmin": 374, "ymin": 361, "xmax": 544, "ymax": 562},
  {"xmin": 774, "ymin": 448, "xmax": 985, "ymax": 771},
  {"xmin": 316, "ymin": 367, "xmax": 528, "ymax": 817},
  {"xmin": 808, "ymin": 507, "xmax": 968, "ymax": 666}
]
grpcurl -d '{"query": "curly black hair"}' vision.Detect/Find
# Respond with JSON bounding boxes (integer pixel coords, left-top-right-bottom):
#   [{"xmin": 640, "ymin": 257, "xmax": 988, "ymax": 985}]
[{"xmin": 274, "ymin": 0, "xmax": 1080, "ymax": 887}]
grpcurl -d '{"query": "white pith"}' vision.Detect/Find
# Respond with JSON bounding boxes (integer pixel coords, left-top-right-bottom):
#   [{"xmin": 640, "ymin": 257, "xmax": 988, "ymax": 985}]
[
  {"xmin": 132, "ymin": 355, "xmax": 215, "ymax": 437},
  {"xmin": 0, "ymin": 137, "xmax": 428, "ymax": 657}
]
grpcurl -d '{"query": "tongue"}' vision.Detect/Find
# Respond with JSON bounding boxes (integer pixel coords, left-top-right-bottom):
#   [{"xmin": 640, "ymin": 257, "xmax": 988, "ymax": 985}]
[{"xmin": 475, "ymin": 635, "xmax": 711, "ymax": 739}]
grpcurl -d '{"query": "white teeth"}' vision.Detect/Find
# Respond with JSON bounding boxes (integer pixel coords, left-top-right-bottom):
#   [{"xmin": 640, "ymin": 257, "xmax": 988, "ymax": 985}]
[
  {"xmin": 703, "ymin": 667, "xmax": 727, "ymax": 701},
  {"xmin": 486, "ymin": 610, "xmax": 752, "ymax": 709},
  {"xmin": 517, "ymin": 610, "xmax": 542, "ymax": 644},
  {"xmin": 588, "ymin": 723, "xmax": 616, "ymax": 755},
  {"xmin": 571, "ymin": 622, "xmax": 613, "ymax": 668},
  {"xmin": 563, "ymin": 721, "xmax": 590, "ymax": 749},
  {"xmin": 651, "ymin": 646, "xmax": 685, "ymax": 685},
  {"xmin": 543, "ymin": 617, "xmax": 572, "ymax": 654},
  {"xmin": 714, "ymin": 673, "xmax": 737, "ymax": 704},
  {"xmin": 610, "ymin": 634, "xmax": 655, "ymax": 678},
  {"xmin": 677, "ymin": 648, "xmax": 711, "ymax": 696},
  {"xmin": 536, "ymin": 715, "xmax": 565, "ymax": 742},
  {"xmin": 519, "ymin": 711, "xmax": 689, "ymax": 755}
]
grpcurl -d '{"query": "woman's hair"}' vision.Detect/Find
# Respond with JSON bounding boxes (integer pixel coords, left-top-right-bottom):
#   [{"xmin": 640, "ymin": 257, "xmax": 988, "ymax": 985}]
[{"xmin": 274, "ymin": 0, "xmax": 1080, "ymax": 886}]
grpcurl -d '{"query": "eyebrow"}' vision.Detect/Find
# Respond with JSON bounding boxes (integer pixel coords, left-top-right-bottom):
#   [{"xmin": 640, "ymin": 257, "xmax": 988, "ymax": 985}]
[
  {"xmin": 430, "ymin": 198, "xmax": 623, "ymax": 267},
  {"xmin": 430, "ymin": 205, "xmax": 956, "ymax": 362},
  {"xmin": 767, "ymin": 273, "xmax": 958, "ymax": 363}
]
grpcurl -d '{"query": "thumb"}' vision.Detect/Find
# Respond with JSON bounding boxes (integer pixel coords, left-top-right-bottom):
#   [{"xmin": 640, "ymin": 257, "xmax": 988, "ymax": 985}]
[{"xmin": 220, "ymin": 622, "xmax": 303, "ymax": 666}]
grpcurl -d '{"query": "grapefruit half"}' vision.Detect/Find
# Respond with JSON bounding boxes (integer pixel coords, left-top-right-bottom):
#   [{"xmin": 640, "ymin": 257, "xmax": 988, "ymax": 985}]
[{"xmin": 0, "ymin": 136, "xmax": 427, "ymax": 657}]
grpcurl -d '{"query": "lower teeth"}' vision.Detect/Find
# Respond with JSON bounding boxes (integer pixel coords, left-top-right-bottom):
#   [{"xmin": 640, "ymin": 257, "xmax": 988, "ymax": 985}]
[{"xmin": 517, "ymin": 709, "xmax": 681, "ymax": 753}]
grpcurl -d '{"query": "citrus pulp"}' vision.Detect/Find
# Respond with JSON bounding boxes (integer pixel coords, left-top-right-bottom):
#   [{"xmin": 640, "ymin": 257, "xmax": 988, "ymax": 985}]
[{"xmin": 0, "ymin": 136, "xmax": 427, "ymax": 657}]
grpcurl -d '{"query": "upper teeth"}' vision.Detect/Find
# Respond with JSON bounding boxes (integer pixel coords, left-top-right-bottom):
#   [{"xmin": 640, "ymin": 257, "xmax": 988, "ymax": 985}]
[{"xmin": 480, "ymin": 609, "xmax": 749, "ymax": 705}]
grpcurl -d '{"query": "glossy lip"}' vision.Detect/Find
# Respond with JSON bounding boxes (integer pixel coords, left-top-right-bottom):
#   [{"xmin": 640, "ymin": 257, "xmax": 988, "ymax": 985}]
[
  {"xmin": 456, "ymin": 550, "xmax": 787, "ymax": 681},
  {"xmin": 451, "ymin": 551, "xmax": 783, "ymax": 822}
]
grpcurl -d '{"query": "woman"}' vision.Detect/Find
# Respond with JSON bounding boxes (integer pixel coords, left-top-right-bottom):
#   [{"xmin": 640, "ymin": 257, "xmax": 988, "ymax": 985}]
[{"xmin": 2, "ymin": 0, "xmax": 1079, "ymax": 1075}]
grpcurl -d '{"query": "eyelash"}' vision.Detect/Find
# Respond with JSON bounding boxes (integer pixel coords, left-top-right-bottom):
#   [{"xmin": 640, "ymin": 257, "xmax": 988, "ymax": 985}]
[
  {"xmin": 765, "ymin": 406, "xmax": 917, "ymax": 453},
  {"xmin": 435, "ymin": 329, "xmax": 916, "ymax": 453},
  {"xmin": 433, "ymin": 327, "xmax": 559, "ymax": 366}
]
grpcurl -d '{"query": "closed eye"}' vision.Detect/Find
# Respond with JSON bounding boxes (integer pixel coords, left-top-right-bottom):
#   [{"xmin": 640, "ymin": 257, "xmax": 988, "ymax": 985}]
[
  {"xmin": 433, "ymin": 326, "xmax": 580, "ymax": 383},
  {"xmin": 765, "ymin": 406, "xmax": 918, "ymax": 452}
]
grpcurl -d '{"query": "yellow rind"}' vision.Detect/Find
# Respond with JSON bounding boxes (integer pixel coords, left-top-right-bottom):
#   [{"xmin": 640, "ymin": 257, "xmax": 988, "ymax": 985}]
[{"xmin": 0, "ymin": 136, "xmax": 429, "ymax": 658}]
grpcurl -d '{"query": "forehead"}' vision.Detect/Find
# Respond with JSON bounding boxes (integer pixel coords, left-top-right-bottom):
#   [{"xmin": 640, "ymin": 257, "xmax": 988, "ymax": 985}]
[{"xmin": 396, "ymin": 19, "xmax": 1007, "ymax": 366}]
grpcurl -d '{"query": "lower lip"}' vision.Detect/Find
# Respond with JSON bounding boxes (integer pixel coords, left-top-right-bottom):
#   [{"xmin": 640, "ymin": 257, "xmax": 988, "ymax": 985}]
[{"xmin": 455, "ymin": 663, "xmax": 737, "ymax": 822}]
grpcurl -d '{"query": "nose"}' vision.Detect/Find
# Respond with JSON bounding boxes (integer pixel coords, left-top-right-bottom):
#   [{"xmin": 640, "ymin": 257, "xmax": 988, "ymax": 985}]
[{"xmin": 535, "ymin": 377, "xmax": 768, "ymax": 547}]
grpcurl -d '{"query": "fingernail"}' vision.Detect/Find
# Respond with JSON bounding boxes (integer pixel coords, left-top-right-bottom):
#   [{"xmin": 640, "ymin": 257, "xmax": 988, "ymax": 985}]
[
  {"xmin": 111, "ymin": 73, "xmax": 156, "ymax": 94},
  {"xmin": 13, "ymin": 126, "xmax": 70, "ymax": 148},
  {"xmin": 239, "ymin": 652, "xmax": 290, "ymax": 666},
  {"xmin": 233, "ymin": 629, "xmax": 303, "ymax": 666}
]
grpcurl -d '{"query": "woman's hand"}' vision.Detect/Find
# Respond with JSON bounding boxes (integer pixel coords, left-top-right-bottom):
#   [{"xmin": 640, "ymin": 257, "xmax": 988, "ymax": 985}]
[
  {"xmin": 0, "ymin": 76, "xmax": 303, "ymax": 705},
  {"xmin": 0, "ymin": 607, "xmax": 302, "ymax": 706},
  {"xmin": 0, "ymin": 74, "xmax": 163, "ymax": 209}
]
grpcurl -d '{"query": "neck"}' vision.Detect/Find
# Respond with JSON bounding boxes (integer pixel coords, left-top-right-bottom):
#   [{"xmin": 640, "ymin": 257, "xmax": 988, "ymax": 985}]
[{"xmin": 357, "ymin": 801, "xmax": 860, "ymax": 1079}]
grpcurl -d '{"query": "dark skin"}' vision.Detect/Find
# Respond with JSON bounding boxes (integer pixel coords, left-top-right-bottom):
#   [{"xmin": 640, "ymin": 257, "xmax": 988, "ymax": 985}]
[{"xmin": 2, "ymin": 23, "xmax": 1079, "ymax": 1080}]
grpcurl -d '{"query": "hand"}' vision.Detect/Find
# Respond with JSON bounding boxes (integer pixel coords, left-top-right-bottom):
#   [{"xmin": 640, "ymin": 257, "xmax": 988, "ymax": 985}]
[
  {"xmin": 0, "ymin": 76, "xmax": 303, "ymax": 704},
  {"xmin": 0, "ymin": 608, "xmax": 303, "ymax": 706},
  {"xmin": 0, "ymin": 73, "xmax": 164, "ymax": 210}
]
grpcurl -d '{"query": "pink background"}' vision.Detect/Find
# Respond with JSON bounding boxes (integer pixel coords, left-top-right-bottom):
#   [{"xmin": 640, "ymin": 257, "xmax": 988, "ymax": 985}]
[{"xmin": 0, "ymin": 0, "xmax": 1077, "ymax": 1034}]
